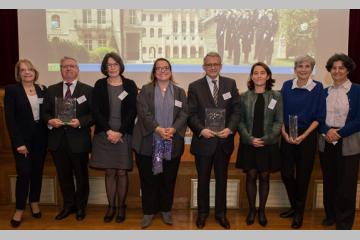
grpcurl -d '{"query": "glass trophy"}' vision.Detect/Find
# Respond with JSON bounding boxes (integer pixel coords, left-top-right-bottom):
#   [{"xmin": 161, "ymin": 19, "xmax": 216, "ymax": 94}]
[
  {"xmin": 205, "ymin": 108, "xmax": 225, "ymax": 133},
  {"xmin": 288, "ymin": 115, "xmax": 298, "ymax": 140},
  {"xmin": 55, "ymin": 97, "xmax": 76, "ymax": 124}
]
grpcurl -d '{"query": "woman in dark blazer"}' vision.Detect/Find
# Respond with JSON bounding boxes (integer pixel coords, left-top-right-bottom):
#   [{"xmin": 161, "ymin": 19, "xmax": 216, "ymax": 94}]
[
  {"xmin": 319, "ymin": 53, "xmax": 360, "ymax": 230},
  {"xmin": 90, "ymin": 52, "xmax": 137, "ymax": 223},
  {"xmin": 132, "ymin": 58, "xmax": 188, "ymax": 228},
  {"xmin": 237, "ymin": 62, "xmax": 283, "ymax": 227},
  {"xmin": 4, "ymin": 59, "xmax": 48, "ymax": 228}
]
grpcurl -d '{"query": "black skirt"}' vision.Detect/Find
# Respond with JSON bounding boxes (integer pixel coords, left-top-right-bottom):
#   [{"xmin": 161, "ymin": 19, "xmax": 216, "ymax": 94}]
[{"xmin": 236, "ymin": 143, "xmax": 281, "ymax": 173}]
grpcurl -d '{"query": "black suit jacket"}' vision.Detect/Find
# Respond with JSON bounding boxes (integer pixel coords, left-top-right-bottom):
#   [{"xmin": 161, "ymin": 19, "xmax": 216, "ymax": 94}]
[
  {"xmin": 41, "ymin": 81, "xmax": 94, "ymax": 153},
  {"xmin": 92, "ymin": 77, "xmax": 138, "ymax": 135},
  {"xmin": 187, "ymin": 76, "xmax": 240, "ymax": 156},
  {"xmin": 4, "ymin": 83, "xmax": 48, "ymax": 149}
]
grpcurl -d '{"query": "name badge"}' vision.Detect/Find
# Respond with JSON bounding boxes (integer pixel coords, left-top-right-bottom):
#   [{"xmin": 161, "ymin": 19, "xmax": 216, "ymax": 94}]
[
  {"xmin": 175, "ymin": 100, "xmax": 182, "ymax": 108},
  {"xmin": 222, "ymin": 92, "xmax": 232, "ymax": 100},
  {"xmin": 268, "ymin": 98, "xmax": 277, "ymax": 110},
  {"xmin": 38, "ymin": 98, "xmax": 43, "ymax": 104},
  {"xmin": 118, "ymin": 91, "xmax": 128, "ymax": 101},
  {"xmin": 77, "ymin": 95, "xmax": 87, "ymax": 104}
]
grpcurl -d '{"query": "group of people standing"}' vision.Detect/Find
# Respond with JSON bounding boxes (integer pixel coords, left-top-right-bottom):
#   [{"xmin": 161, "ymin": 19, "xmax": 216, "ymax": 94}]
[{"xmin": 4, "ymin": 51, "xmax": 360, "ymax": 230}]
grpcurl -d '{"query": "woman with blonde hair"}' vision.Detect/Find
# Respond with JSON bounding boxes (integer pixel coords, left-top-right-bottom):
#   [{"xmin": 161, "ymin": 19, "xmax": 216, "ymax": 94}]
[{"xmin": 4, "ymin": 59, "xmax": 48, "ymax": 227}]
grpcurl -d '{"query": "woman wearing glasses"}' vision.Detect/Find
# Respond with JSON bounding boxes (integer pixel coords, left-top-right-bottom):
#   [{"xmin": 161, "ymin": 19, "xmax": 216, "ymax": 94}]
[
  {"xmin": 4, "ymin": 59, "xmax": 48, "ymax": 227},
  {"xmin": 132, "ymin": 58, "xmax": 188, "ymax": 228},
  {"xmin": 90, "ymin": 52, "xmax": 138, "ymax": 223}
]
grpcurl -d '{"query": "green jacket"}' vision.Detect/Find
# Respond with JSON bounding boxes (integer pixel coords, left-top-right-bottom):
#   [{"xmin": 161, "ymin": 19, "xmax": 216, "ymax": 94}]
[{"xmin": 238, "ymin": 90, "xmax": 283, "ymax": 145}]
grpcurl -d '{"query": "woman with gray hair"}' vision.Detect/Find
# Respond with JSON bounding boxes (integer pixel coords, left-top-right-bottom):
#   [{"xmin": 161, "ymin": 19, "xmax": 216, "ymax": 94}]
[
  {"xmin": 279, "ymin": 55, "xmax": 326, "ymax": 229},
  {"xmin": 319, "ymin": 53, "xmax": 360, "ymax": 230}
]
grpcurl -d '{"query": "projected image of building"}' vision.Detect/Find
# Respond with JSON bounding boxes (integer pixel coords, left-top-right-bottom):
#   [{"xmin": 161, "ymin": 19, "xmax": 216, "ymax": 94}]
[{"xmin": 45, "ymin": 9, "xmax": 318, "ymax": 67}]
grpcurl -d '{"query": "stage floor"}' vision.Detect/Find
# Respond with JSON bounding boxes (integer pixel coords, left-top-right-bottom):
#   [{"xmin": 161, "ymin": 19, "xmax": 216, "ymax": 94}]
[{"xmin": 1, "ymin": 205, "xmax": 359, "ymax": 230}]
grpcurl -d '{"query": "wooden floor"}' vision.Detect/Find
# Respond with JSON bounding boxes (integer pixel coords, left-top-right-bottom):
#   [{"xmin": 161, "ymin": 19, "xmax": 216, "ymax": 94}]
[{"xmin": 1, "ymin": 205, "xmax": 360, "ymax": 230}]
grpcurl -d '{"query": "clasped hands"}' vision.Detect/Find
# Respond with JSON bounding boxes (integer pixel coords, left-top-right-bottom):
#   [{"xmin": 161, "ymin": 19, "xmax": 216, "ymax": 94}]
[
  {"xmin": 325, "ymin": 128, "xmax": 341, "ymax": 143},
  {"xmin": 106, "ymin": 130, "xmax": 123, "ymax": 144},
  {"xmin": 48, "ymin": 118, "xmax": 80, "ymax": 128},
  {"xmin": 155, "ymin": 127, "xmax": 176, "ymax": 140},
  {"xmin": 200, "ymin": 128, "xmax": 231, "ymax": 139}
]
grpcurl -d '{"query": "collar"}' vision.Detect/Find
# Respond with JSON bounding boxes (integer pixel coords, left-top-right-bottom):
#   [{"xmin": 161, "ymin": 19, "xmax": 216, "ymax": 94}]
[
  {"xmin": 63, "ymin": 79, "xmax": 78, "ymax": 87},
  {"xmin": 206, "ymin": 75, "xmax": 220, "ymax": 85},
  {"xmin": 291, "ymin": 78, "xmax": 316, "ymax": 91},
  {"xmin": 329, "ymin": 79, "xmax": 352, "ymax": 93}
]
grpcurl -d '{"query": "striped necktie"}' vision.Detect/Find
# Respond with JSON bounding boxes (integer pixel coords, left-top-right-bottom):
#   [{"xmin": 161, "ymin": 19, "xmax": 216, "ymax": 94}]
[
  {"xmin": 64, "ymin": 82, "xmax": 72, "ymax": 100},
  {"xmin": 212, "ymin": 80, "xmax": 219, "ymax": 106}
]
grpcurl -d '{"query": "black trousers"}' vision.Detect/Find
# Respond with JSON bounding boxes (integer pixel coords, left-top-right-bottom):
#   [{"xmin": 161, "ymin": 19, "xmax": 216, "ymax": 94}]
[
  {"xmin": 135, "ymin": 154, "xmax": 180, "ymax": 215},
  {"xmin": 13, "ymin": 124, "xmax": 47, "ymax": 210},
  {"xmin": 320, "ymin": 139, "xmax": 360, "ymax": 230},
  {"xmin": 195, "ymin": 144, "xmax": 231, "ymax": 218},
  {"xmin": 51, "ymin": 137, "xmax": 89, "ymax": 210},
  {"xmin": 280, "ymin": 130, "xmax": 317, "ymax": 216}
]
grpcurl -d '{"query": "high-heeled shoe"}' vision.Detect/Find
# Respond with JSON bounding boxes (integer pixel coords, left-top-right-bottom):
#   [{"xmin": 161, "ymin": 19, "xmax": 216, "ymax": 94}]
[
  {"xmin": 29, "ymin": 203, "xmax": 42, "ymax": 218},
  {"xmin": 246, "ymin": 208, "xmax": 256, "ymax": 225},
  {"xmin": 103, "ymin": 206, "xmax": 116, "ymax": 223},
  {"xmin": 258, "ymin": 209, "xmax": 268, "ymax": 227},
  {"xmin": 10, "ymin": 219, "xmax": 21, "ymax": 228},
  {"xmin": 116, "ymin": 205, "xmax": 126, "ymax": 223}
]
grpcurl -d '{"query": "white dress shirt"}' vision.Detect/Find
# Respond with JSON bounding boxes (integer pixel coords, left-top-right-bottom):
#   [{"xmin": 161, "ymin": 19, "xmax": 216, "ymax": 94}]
[{"xmin": 326, "ymin": 79, "xmax": 351, "ymax": 128}]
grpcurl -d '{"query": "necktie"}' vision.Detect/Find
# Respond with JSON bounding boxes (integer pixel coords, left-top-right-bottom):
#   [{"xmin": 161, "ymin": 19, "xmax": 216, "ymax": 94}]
[
  {"xmin": 212, "ymin": 80, "xmax": 219, "ymax": 106},
  {"xmin": 64, "ymin": 82, "xmax": 72, "ymax": 100}
]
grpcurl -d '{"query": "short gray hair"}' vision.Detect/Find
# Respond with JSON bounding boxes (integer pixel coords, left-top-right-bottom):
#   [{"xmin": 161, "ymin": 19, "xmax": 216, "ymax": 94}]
[
  {"xmin": 203, "ymin": 52, "xmax": 222, "ymax": 64},
  {"xmin": 60, "ymin": 56, "xmax": 78, "ymax": 67},
  {"xmin": 294, "ymin": 55, "xmax": 316, "ymax": 70}
]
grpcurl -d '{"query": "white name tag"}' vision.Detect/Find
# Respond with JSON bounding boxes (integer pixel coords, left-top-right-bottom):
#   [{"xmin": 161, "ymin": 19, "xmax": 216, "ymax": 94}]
[
  {"xmin": 175, "ymin": 100, "xmax": 182, "ymax": 108},
  {"xmin": 38, "ymin": 98, "xmax": 43, "ymax": 104},
  {"xmin": 77, "ymin": 95, "xmax": 87, "ymax": 104},
  {"xmin": 118, "ymin": 90, "xmax": 128, "ymax": 101},
  {"xmin": 222, "ymin": 92, "xmax": 232, "ymax": 100},
  {"xmin": 268, "ymin": 98, "xmax": 277, "ymax": 110}
]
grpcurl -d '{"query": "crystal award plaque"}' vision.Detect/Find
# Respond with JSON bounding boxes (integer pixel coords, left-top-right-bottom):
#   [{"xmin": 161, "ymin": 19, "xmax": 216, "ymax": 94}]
[
  {"xmin": 288, "ymin": 115, "xmax": 298, "ymax": 140},
  {"xmin": 55, "ymin": 97, "xmax": 76, "ymax": 124},
  {"xmin": 205, "ymin": 108, "xmax": 225, "ymax": 133}
]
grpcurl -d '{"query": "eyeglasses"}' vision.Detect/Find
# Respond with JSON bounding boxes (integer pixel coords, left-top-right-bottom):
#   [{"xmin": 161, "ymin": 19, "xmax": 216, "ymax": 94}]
[
  {"xmin": 107, "ymin": 63, "xmax": 119, "ymax": 68},
  {"xmin": 204, "ymin": 63, "xmax": 221, "ymax": 69},
  {"xmin": 61, "ymin": 64, "xmax": 77, "ymax": 69},
  {"xmin": 155, "ymin": 66, "xmax": 170, "ymax": 72}
]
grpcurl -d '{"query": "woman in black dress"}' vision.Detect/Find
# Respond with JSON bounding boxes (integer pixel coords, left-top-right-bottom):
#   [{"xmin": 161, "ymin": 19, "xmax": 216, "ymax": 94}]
[
  {"xmin": 237, "ymin": 62, "xmax": 283, "ymax": 227},
  {"xmin": 90, "ymin": 52, "xmax": 138, "ymax": 223},
  {"xmin": 4, "ymin": 59, "xmax": 47, "ymax": 227}
]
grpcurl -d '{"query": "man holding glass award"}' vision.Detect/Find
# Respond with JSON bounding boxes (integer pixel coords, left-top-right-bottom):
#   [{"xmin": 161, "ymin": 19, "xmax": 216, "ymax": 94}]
[
  {"xmin": 188, "ymin": 52, "xmax": 240, "ymax": 229},
  {"xmin": 42, "ymin": 57, "xmax": 93, "ymax": 221}
]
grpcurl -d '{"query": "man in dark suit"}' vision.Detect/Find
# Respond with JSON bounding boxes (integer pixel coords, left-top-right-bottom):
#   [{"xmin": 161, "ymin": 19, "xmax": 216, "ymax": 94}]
[
  {"xmin": 188, "ymin": 52, "xmax": 240, "ymax": 229},
  {"xmin": 42, "ymin": 57, "xmax": 93, "ymax": 221}
]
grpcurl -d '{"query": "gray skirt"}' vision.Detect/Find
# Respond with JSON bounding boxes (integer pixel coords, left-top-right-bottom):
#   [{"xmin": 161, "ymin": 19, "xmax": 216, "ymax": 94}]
[{"xmin": 90, "ymin": 131, "xmax": 133, "ymax": 170}]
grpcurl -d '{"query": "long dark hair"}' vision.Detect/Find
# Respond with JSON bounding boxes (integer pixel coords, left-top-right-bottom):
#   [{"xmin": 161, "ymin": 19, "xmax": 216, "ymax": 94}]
[{"xmin": 247, "ymin": 62, "xmax": 275, "ymax": 90}]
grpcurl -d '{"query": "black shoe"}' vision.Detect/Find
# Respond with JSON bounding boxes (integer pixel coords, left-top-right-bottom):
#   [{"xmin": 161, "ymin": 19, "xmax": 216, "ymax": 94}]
[
  {"xmin": 291, "ymin": 215, "xmax": 303, "ymax": 229},
  {"xmin": 258, "ymin": 210, "xmax": 268, "ymax": 227},
  {"xmin": 76, "ymin": 208, "xmax": 86, "ymax": 221},
  {"xmin": 215, "ymin": 216, "xmax": 230, "ymax": 229},
  {"xmin": 115, "ymin": 205, "xmax": 126, "ymax": 223},
  {"xmin": 55, "ymin": 207, "xmax": 75, "ymax": 220},
  {"xmin": 29, "ymin": 204, "xmax": 42, "ymax": 218},
  {"xmin": 280, "ymin": 208, "xmax": 295, "ymax": 218},
  {"xmin": 10, "ymin": 219, "xmax": 21, "ymax": 228},
  {"xmin": 196, "ymin": 216, "xmax": 207, "ymax": 229},
  {"xmin": 246, "ymin": 209, "xmax": 256, "ymax": 225},
  {"xmin": 322, "ymin": 218, "xmax": 336, "ymax": 227},
  {"xmin": 103, "ymin": 206, "xmax": 116, "ymax": 223}
]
